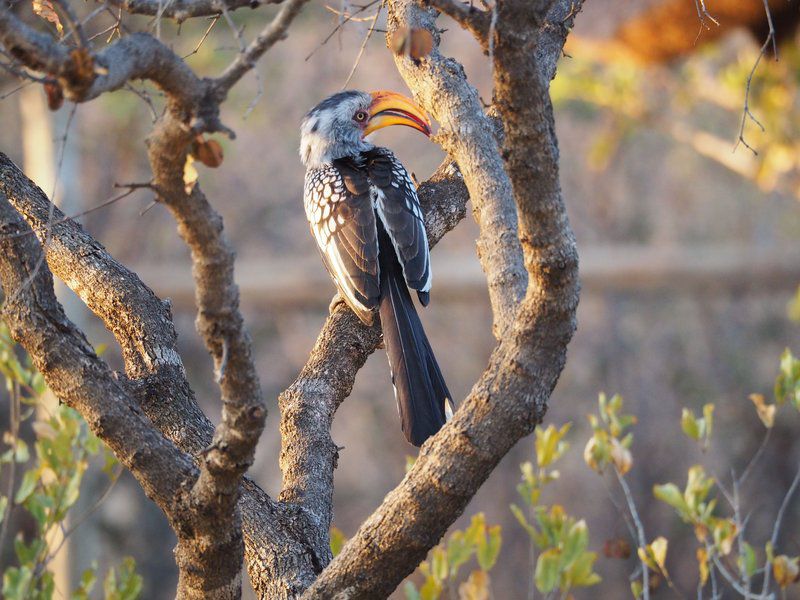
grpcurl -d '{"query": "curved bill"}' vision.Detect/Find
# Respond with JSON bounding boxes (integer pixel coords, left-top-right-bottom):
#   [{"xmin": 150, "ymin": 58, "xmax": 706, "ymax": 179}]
[{"xmin": 364, "ymin": 90, "xmax": 432, "ymax": 137}]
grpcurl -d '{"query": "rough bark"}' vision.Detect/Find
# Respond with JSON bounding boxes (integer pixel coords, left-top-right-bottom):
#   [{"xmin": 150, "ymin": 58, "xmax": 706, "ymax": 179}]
[
  {"xmin": 390, "ymin": 2, "xmax": 527, "ymax": 339},
  {"xmin": 0, "ymin": 161, "xmax": 198, "ymax": 531},
  {"xmin": 103, "ymin": 0, "xmax": 282, "ymax": 21}
]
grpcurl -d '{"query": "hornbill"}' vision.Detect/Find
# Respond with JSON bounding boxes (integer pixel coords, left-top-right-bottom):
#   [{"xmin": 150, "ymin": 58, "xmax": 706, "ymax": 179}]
[{"xmin": 299, "ymin": 89, "xmax": 453, "ymax": 446}]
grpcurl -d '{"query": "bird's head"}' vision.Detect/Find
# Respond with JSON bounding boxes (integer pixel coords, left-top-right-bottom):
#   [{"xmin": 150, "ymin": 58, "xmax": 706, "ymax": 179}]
[{"xmin": 300, "ymin": 90, "xmax": 431, "ymax": 168}]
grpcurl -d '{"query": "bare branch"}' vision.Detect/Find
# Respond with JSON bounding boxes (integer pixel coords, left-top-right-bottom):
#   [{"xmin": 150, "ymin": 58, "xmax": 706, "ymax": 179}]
[
  {"xmin": 341, "ymin": 3, "xmax": 381, "ymax": 88},
  {"xmin": 391, "ymin": 2, "xmax": 526, "ymax": 340},
  {"xmin": 422, "ymin": 0, "xmax": 490, "ymax": 48},
  {"xmin": 305, "ymin": 0, "xmax": 381, "ymax": 61},
  {"xmin": 0, "ymin": 4, "xmax": 207, "ymax": 106},
  {"xmin": 105, "ymin": 0, "xmax": 280, "ymax": 21},
  {"xmin": 134, "ymin": 103, "xmax": 265, "ymax": 596},
  {"xmin": 615, "ymin": 468, "xmax": 650, "ymax": 600},
  {"xmin": 52, "ymin": 0, "xmax": 89, "ymax": 47},
  {"xmin": 0, "ymin": 153, "xmax": 196, "ymax": 516},
  {"xmin": 1, "ymin": 149, "xmax": 319, "ymax": 597},
  {"xmin": 183, "ymin": 15, "xmax": 221, "ymax": 58},
  {"xmin": 213, "ymin": 0, "xmax": 311, "ymax": 98},
  {"xmin": 760, "ymin": 463, "xmax": 800, "ymax": 596},
  {"xmin": 0, "ymin": 149, "xmax": 270, "ymax": 596},
  {"xmin": 734, "ymin": 0, "xmax": 776, "ymax": 155}
]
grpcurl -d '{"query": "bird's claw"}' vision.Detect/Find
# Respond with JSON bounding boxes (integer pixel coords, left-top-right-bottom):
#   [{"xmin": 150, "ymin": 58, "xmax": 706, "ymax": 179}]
[{"xmin": 329, "ymin": 292, "xmax": 346, "ymax": 315}]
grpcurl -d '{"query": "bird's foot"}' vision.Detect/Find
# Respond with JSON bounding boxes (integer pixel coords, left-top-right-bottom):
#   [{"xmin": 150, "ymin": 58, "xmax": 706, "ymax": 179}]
[{"xmin": 329, "ymin": 292, "xmax": 346, "ymax": 315}]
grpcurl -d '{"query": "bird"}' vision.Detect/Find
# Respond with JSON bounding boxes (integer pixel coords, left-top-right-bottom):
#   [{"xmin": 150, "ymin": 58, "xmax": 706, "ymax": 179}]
[{"xmin": 299, "ymin": 89, "xmax": 454, "ymax": 446}]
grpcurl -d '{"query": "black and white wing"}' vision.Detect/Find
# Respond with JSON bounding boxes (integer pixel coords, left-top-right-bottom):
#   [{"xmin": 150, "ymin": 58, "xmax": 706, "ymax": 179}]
[
  {"xmin": 304, "ymin": 163, "xmax": 380, "ymax": 324},
  {"xmin": 366, "ymin": 149, "xmax": 432, "ymax": 305}
]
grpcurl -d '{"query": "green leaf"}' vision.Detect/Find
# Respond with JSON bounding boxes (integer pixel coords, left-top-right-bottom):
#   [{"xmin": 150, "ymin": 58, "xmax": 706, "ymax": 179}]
[
  {"xmin": 510, "ymin": 504, "xmax": 537, "ymax": 539},
  {"xmin": 653, "ymin": 483, "xmax": 689, "ymax": 516},
  {"xmin": 567, "ymin": 551, "xmax": 601, "ymax": 587},
  {"xmin": 419, "ymin": 574, "xmax": 441, "ymax": 600},
  {"xmin": 534, "ymin": 549, "xmax": 561, "ymax": 593},
  {"xmin": 739, "ymin": 542, "xmax": 757, "ymax": 579},
  {"xmin": 104, "ymin": 557, "xmax": 142, "ymax": 600},
  {"xmin": 14, "ymin": 469, "xmax": 38, "ymax": 504},
  {"xmin": 681, "ymin": 409, "xmax": 700, "ymax": 441},
  {"xmin": 561, "ymin": 520, "xmax": 589, "ymax": 567},
  {"xmin": 3, "ymin": 565, "xmax": 34, "ymax": 600},
  {"xmin": 446, "ymin": 531, "xmax": 472, "ymax": 577},
  {"xmin": 465, "ymin": 513, "xmax": 486, "ymax": 548},
  {"xmin": 430, "ymin": 546, "xmax": 447, "ymax": 584},
  {"xmin": 72, "ymin": 565, "xmax": 98, "ymax": 600},
  {"xmin": 535, "ymin": 423, "xmax": 571, "ymax": 468},
  {"xmin": 775, "ymin": 348, "xmax": 800, "ymax": 408},
  {"xmin": 330, "ymin": 526, "xmax": 347, "ymax": 558},
  {"xmin": 476, "ymin": 525, "xmax": 501, "ymax": 571},
  {"xmin": 14, "ymin": 536, "xmax": 44, "ymax": 564},
  {"xmin": 62, "ymin": 468, "xmax": 84, "ymax": 512},
  {"xmin": 702, "ymin": 403, "xmax": 714, "ymax": 440},
  {"xmin": 458, "ymin": 570, "xmax": 491, "ymax": 600}
]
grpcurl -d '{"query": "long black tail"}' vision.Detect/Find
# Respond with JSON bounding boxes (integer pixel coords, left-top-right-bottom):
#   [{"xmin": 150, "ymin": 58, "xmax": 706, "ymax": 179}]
[{"xmin": 377, "ymin": 221, "xmax": 452, "ymax": 446}]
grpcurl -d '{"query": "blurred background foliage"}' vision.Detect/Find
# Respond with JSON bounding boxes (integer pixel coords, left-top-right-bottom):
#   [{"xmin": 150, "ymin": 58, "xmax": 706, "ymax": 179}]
[{"xmin": 0, "ymin": 0, "xmax": 799, "ymax": 597}]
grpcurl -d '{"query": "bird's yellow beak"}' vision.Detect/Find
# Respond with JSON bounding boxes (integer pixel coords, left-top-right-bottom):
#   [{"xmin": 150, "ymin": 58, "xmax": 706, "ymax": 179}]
[{"xmin": 364, "ymin": 90, "xmax": 432, "ymax": 138}]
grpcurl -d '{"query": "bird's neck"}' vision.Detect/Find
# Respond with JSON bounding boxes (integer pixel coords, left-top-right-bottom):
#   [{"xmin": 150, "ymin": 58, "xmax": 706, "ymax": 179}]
[{"xmin": 300, "ymin": 135, "xmax": 373, "ymax": 170}]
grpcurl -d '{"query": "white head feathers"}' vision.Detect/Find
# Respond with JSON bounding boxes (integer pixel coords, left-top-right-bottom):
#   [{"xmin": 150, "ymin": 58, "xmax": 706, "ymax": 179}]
[{"xmin": 299, "ymin": 90, "xmax": 374, "ymax": 169}]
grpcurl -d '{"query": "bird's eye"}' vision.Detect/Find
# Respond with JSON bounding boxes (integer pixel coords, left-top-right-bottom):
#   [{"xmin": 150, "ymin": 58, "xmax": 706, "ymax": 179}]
[{"xmin": 354, "ymin": 110, "xmax": 368, "ymax": 122}]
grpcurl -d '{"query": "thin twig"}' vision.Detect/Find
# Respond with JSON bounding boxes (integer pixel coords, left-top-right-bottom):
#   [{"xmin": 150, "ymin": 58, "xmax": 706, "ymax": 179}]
[
  {"xmin": 341, "ymin": 3, "xmax": 381, "ymax": 88},
  {"xmin": 601, "ymin": 472, "xmax": 638, "ymax": 544},
  {"xmin": 710, "ymin": 551, "xmax": 770, "ymax": 599},
  {"xmin": 0, "ymin": 184, "xmax": 152, "ymax": 242},
  {"xmin": 732, "ymin": 477, "xmax": 752, "ymax": 599},
  {"xmin": 739, "ymin": 428, "xmax": 772, "ymax": 488},
  {"xmin": 43, "ymin": 464, "xmax": 124, "ymax": 566},
  {"xmin": 0, "ymin": 81, "xmax": 33, "ymax": 100},
  {"xmin": 213, "ymin": 0, "xmax": 310, "ymax": 96},
  {"xmin": 323, "ymin": 4, "xmax": 376, "ymax": 21},
  {"xmin": 124, "ymin": 83, "xmax": 161, "ymax": 121},
  {"xmin": 733, "ymin": 0, "xmax": 776, "ymax": 155},
  {"xmin": 305, "ymin": 0, "xmax": 380, "ymax": 61},
  {"xmin": 692, "ymin": 0, "xmax": 719, "ymax": 35},
  {"xmin": 182, "ymin": 15, "xmax": 220, "ymax": 58},
  {"xmin": 52, "ymin": 0, "xmax": 89, "ymax": 47},
  {"xmin": 615, "ymin": 467, "xmax": 649, "ymax": 600},
  {"xmin": 2, "ymin": 103, "xmax": 76, "ymax": 310},
  {"xmin": 761, "ymin": 463, "xmax": 800, "ymax": 596}
]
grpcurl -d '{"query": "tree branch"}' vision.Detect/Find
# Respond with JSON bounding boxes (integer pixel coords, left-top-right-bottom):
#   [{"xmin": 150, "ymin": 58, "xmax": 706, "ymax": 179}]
[
  {"xmin": 141, "ymin": 102, "xmax": 267, "ymax": 595},
  {"xmin": 0, "ymin": 153, "xmax": 273, "ymax": 598},
  {"xmin": 213, "ymin": 0, "xmax": 311, "ymax": 98},
  {"xmin": 104, "ymin": 0, "xmax": 281, "ymax": 21},
  {"xmin": 0, "ymin": 6, "xmax": 209, "ymax": 105},
  {"xmin": 0, "ymin": 158, "xmax": 197, "ymax": 528},
  {"xmin": 392, "ymin": 3, "xmax": 526, "ymax": 340},
  {"xmin": 421, "ymin": 0, "xmax": 490, "ymax": 49},
  {"xmin": 0, "ymin": 3, "xmax": 332, "ymax": 595}
]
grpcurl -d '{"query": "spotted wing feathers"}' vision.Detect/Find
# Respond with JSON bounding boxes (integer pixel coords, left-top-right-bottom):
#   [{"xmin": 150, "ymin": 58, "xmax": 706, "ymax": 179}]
[{"xmin": 304, "ymin": 164, "xmax": 380, "ymax": 324}]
